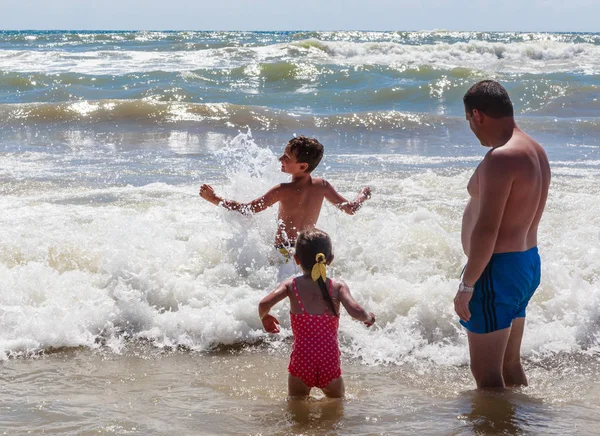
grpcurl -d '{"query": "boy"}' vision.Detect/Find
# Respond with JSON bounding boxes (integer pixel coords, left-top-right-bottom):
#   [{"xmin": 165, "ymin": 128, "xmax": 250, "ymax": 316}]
[{"xmin": 199, "ymin": 136, "xmax": 371, "ymax": 271}]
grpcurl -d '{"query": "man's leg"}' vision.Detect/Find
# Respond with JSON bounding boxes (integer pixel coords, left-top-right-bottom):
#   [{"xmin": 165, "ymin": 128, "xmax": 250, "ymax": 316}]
[
  {"xmin": 502, "ymin": 317, "xmax": 528, "ymax": 387},
  {"xmin": 467, "ymin": 327, "xmax": 511, "ymax": 389}
]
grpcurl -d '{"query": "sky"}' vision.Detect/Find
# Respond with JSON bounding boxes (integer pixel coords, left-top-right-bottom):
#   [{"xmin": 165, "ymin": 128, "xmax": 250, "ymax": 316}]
[{"xmin": 1, "ymin": 0, "xmax": 598, "ymax": 32}]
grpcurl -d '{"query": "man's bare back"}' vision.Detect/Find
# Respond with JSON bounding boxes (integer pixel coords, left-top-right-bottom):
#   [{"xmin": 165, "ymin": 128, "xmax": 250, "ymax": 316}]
[{"xmin": 462, "ymin": 128, "xmax": 551, "ymax": 255}]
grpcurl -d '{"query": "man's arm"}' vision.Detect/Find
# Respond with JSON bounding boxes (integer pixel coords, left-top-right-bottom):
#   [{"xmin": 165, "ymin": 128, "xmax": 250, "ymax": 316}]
[
  {"xmin": 323, "ymin": 180, "xmax": 371, "ymax": 215},
  {"xmin": 455, "ymin": 151, "xmax": 515, "ymax": 322},
  {"xmin": 199, "ymin": 184, "xmax": 281, "ymax": 216}
]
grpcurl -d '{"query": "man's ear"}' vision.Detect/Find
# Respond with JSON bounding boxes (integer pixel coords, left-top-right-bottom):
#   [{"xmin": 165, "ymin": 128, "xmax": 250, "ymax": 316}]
[
  {"xmin": 294, "ymin": 254, "xmax": 301, "ymax": 265},
  {"xmin": 299, "ymin": 163, "xmax": 309, "ymax": 172},
  {"xmin": 472, "ymin": 108, "xmax": 484, "ymax": 124},
  {"xmin": 326, "ymin": 254, "xmax": 334, "ymax": 265}
]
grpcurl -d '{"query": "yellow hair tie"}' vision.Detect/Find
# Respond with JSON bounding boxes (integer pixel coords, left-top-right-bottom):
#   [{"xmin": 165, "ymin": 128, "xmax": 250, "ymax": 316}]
[{"xmin": 311, "ymin": 253, "xmax": 327, "ymax": 282}]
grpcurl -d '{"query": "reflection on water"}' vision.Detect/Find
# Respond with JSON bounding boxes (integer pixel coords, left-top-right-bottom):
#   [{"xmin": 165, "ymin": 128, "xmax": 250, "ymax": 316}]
[
  {"xmin": 459, "ymin": 389, "xmax": 545, "ymax": 435},
  {"xmin": 285, "ymin": 397, "xmax": 345, "ymax": 435}
]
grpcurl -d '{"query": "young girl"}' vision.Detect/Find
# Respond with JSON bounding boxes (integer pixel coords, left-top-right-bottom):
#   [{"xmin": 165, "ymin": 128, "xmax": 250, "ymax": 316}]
[{"xmin": 258, "ymin": 228, "xmax": 375, "ymax": 398}]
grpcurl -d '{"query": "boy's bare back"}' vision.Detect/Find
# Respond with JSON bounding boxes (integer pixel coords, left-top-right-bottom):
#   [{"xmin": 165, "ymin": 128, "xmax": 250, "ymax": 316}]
[{"xmin": 275, "ymin": 177, "xmax": 368, "ymax": 246}]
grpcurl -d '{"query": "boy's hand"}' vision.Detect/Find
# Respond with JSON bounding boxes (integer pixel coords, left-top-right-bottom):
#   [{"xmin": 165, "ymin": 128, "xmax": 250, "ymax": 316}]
[
  {"xmin": 261, "ymin": 314, "xmax": 280, "ymax": 333},
  {"xmin": 359, "ymin": 187, "xmax": 372, "ymax": 200},
  {"xmin": 346, "ymin": 187, "xmax": 371, "ymax": 214},
  {"xmin": 364, "ymin": 312, "xmax": 376, "ymax": 328},
  {"xmin": 199, "ymin": 184, "xmax": 218, "ymax": 203}
]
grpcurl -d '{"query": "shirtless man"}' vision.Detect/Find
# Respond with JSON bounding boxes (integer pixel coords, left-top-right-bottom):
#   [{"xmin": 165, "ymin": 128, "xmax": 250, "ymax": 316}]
[
  {"xmin": 454, "ymin": 80, "xmax": 551, "ymax": 389},
  {"xmin": 199, "ymin": 136, "xmax": 370, "ymax": 276}
]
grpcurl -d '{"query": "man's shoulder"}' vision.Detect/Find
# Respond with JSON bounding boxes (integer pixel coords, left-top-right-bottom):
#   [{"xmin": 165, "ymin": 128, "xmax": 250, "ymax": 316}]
[
  {"xmin": 485, "ymin": 143, "xmax": 528, "ymax": 165},
  {"xmin": 493, "ymin": 130, "xmax": 539, "ymax": 157},
  {"xmin": 483, "ymin": 143, "xmax": 535, "ymax": 180}
]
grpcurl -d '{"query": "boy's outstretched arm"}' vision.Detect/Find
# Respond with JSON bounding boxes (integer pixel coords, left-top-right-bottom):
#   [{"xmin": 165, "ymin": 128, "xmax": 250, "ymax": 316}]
[
  {"xmin": 200, "ymin": 184, "xmax": 281, "ymax": 216},
  {"xmin": 337, "ymin": 280, "xmax": 375, "ymax": 327},
  {"xmin": 258, "ymin": 281, "xmax": 290, "ymax": 334},
  {"xmin": 323, "ymin": 181, "xmax": 371, "ymax": 215}
]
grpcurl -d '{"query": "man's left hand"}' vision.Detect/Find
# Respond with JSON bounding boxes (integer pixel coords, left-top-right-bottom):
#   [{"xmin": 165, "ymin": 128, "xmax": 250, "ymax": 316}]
[{"xmin": 454, "ymin": 289, "xmax": 472, "ymax": 322}]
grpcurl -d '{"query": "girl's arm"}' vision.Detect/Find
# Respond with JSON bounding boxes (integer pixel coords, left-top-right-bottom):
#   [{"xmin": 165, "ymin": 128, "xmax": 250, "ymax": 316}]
[
  {"xmin": 337, "ymin": 280, "xmax": 376, "ymax": 327},
  {"xmin": 258, "ymin": 281, "xmax": 289, "ymax": 333}
]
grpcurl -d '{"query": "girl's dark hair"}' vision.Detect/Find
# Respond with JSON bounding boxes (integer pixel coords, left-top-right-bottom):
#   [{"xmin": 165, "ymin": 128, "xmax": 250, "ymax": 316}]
[{"xmin": 295, "ymin": 228, "xmax": 337, "ymax": 317}]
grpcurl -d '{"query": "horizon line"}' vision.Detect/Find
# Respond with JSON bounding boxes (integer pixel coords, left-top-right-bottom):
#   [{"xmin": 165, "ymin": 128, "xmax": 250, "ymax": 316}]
[{"xmin": 1, "ymin": 29, "xmax": 598, "ymax": 34}]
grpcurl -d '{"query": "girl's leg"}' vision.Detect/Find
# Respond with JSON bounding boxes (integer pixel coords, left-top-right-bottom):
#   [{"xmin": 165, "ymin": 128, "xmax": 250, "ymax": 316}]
[
  {"xmin": 288, "ymin": 374, "xmax": 311, "ymax": 398},
  {"xmin": 321, "ymin": 376, "xmax": 345, "ymax": 398}
]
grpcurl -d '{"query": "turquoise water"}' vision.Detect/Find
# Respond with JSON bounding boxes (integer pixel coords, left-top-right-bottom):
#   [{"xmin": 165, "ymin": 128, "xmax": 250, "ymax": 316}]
[
  {"xmin": 1, "ymin": 30, "xmax": 599, "ymax": 434},
  {"xmin": 1, "ymin": 30, "xmax": 599, "ymax": 165}
]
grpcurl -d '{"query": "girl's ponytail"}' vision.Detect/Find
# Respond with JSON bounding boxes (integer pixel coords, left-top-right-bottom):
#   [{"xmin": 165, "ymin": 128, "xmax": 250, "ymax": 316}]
[
  {"xmin": 312, "ymin": 253, "xmax": 337, "ymax": 317},
  {"xmin": 296, "ymin": 229, "xmax": 338, "ymax": 317}
]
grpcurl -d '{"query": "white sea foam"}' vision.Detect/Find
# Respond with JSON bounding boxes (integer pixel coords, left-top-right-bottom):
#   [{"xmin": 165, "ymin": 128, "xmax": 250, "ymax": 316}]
[
  {"xmin": 310, "ymin": 39, "xmax": 600, "ymax": 74},
  {"xmin": 0, "ymin": 132, "xmax": 598, "ymax": 365},
  {"xmin": 1, "ymin": 39, "xmax": 599, "ymax": 75}
]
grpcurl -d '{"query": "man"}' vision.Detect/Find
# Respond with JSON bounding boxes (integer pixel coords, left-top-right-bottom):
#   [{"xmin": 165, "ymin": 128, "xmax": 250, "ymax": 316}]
[{"xmin": 454, "ymin": 80, "xmax": 551, "ymax": 389}]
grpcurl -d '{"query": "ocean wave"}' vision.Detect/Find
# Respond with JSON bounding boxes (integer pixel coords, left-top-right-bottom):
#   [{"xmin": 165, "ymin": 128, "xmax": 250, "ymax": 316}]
[
  {"xmin": 310, "ymin": 39, "xmax": 600, "ymax": 74},
  {"xmin": 0, "ymin": 133, "xmax": 598, "ymax": 362},
  {"xmin": 0, "ymin": 64, "xmax": 478, "ymax": 91},
  {"xmin": 2, "ymin": 30, "xmax": 599, "ymax": 47},
  {"xmin": 1, "ymin": 100, "xmax": 599, "ymax": 135},
  {"xmin": 1, "ymin": 38, "xmax": 600, "ymax": 75},
  {"xmin": 0, "ymin": 30, "xmax": 269, "ymax": 48},
  {"xmin": 2, "ymin": 68, "xmax": 592, "ymax": 120},
  {"xmin": 0, "ymin": 100, "xmax": 464, "ymax": 131}
]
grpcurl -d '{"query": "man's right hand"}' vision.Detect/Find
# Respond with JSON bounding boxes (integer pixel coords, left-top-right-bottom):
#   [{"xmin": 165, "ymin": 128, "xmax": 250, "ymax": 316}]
[{"xmin": 360, "ymin": 186, "xmax": 372, "ymax": 200}]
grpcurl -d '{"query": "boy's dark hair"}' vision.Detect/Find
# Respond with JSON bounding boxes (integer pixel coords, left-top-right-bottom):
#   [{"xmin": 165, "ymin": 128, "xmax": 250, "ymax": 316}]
[
  {"xmin": 288, "ymin": 136, "xmax": 324, "ymax": 173},
  {"xmin": 463, "ymin": 80, "xmax": 514, "ymax": 119},
  {"xmin": 295, "ymin": 228, "xmax": 337, "ymax": 317}
]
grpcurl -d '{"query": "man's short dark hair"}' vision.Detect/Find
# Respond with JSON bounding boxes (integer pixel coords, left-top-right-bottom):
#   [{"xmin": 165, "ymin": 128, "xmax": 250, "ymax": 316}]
[
  {"xmin": 463, "ymin": 80, "xmax": 514, "ymax": 118},
  {"xmin": 288, "ymin": 136, "xmax": 324, "ymax": 173}
]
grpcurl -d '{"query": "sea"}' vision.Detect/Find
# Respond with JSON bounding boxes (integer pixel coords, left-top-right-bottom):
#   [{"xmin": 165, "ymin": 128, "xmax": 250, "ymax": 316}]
[{"xmin": 0, "ymin": 30, "xmax": 599, "ymax": 435}]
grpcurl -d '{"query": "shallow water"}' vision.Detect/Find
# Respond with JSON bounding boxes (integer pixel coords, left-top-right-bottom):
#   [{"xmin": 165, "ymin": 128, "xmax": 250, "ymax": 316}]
[{"xmin": 2, "ymin": 348, "xmax": 599, "ymax": 435}]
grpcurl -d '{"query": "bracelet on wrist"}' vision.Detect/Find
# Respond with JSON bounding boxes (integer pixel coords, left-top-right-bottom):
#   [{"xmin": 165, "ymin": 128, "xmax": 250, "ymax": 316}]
[{"xmin": 458, "ymin": 282, "xmax": 475, "ymax": 293}]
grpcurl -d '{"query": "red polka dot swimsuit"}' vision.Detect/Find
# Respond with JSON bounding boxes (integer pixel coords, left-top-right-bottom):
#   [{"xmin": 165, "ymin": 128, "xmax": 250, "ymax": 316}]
[{"xmin": 288, "ymin": 278, "xmax": 341, "ymax": 389}]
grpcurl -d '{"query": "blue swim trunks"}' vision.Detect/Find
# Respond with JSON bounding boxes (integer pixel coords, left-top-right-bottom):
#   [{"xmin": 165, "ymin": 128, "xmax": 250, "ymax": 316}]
[{"xmin": 460, "ymin": 247, "xmax": 541, "ymax": 334}]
